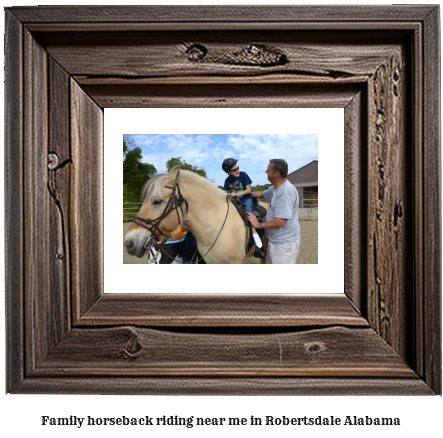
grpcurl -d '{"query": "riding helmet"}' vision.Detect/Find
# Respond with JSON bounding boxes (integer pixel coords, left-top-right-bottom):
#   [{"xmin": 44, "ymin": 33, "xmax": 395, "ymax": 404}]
[{"xmin": 222, "ymin": 158, "xmax": 238, "ymax": 173}]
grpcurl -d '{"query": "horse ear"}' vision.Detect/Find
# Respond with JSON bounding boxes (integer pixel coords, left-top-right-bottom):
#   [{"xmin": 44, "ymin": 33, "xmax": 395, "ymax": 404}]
[{"xmin": 165, "ymin": 166, "xmax": 180, "ymax": 186}]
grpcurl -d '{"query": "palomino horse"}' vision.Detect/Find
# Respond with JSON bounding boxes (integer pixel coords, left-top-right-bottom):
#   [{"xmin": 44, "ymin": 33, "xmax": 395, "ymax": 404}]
[{"xmin": 124, "ymin": 167, "xmax": 267, "ymax": 264}]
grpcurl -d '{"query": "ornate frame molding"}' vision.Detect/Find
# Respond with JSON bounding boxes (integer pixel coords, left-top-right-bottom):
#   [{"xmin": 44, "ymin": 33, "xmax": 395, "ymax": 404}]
[{"xmin": 5, "ymin": 6, "xmax": 441, "ymax": 394}]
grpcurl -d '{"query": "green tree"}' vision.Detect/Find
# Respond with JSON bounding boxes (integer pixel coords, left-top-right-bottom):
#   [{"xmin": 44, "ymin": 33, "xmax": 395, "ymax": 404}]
[
  {"xmin": 166, "ymin": 156, "xmax": 207, "ymax": 178},
  {"xmin": 123, "ymin": 137, "xmax": 131, "ymax": 204},
  {"xmin": 123, "ymin": 135, "xmax": 135, "ymax": 157},
  {"xmin": 251, "ymin": 183, "xmax": 271, "ymax": 192},
  {"xmin": 250, "ymin": 183, "xmax": 271, "ymax": 202},
  {"xmin": 123, "ymin": 137, "xmax": 157, "ymax": 202}
]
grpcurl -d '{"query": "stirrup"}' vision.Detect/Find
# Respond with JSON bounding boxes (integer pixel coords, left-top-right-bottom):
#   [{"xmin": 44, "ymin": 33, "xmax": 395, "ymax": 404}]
[{"xmin": 254, "ymin": 246, "xmax": 266, "ymax": 259}]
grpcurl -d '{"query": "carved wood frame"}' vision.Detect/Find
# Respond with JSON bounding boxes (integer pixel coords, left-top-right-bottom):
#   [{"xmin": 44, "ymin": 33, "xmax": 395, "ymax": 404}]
[{"xmin": 5, "ymin": 6, "xmax": 441, "ymax": 394}]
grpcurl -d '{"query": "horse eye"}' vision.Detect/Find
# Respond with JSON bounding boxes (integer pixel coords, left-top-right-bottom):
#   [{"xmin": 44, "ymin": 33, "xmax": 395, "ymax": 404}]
[{"xmin": 152, "ymin": 199, "xmax": 163, "ymax": 206}]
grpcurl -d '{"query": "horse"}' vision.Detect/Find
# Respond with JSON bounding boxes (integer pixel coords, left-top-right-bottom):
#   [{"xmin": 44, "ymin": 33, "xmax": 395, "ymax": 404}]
[{"xmin": 124, "ymin": 166, "xmax": 267, "ymax": 264}]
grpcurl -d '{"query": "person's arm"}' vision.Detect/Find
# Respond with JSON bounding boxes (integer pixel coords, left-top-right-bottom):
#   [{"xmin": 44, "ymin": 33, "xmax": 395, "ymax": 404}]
[
  {"xmin": 247, "ymin": 213, "xmax": 286, "ymax": 229},
  {"xmin": 239, "ymin": 184, "xmax": 252, "ymax": 196},
  {"xmin": 251, "ymin": 191, "xmax": 263, "ymax": 198},
  {"xmin": 231, "ymin": 185, "xmax": 252, "ymax": 198},
  {"xmin": 224, "ymin": 186, "xmax": 236, "ymax": 197}
]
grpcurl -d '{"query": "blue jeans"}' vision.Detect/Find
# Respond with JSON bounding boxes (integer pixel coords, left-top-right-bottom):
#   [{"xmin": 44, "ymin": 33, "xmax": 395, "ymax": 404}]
[{"xmin": 241, "ymin": 197, "xmax": 253, "ymax": 213}]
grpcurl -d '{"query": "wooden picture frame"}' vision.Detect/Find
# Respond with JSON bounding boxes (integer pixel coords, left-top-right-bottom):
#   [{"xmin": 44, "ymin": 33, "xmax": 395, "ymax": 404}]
[{"xmin": 5, "ymin": 5, "xmax": 441, "ymax": 394}]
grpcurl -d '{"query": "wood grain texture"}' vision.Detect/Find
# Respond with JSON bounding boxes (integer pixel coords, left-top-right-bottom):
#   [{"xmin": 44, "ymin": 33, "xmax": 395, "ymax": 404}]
[
  {"xmin": 37, "ymin": 326, "xmax": 415, "ymax": 378},
  {"xmin": 12, "ymin": 377, "xmax": 434, "ymax": 396},
  {"xmin": 422, "ymin": 6, "xmax": 441, "ymax": 394},
  {"xmin": 4, "ymin": 5, "xmax": 441, "ymax": 395},
  {"xmin": 4, "ymin": 10, "xmax": 25, "ymax": 393},
  {"xmin": 23, "ymin": 29, "xmax": 50, "ymax": 371},
  {"xmin": 344, "ymin": 90, "xmax": 366, "ymax": 314},
  {"xmin": 48, "ymin": 58, "xmax": 72, "ymax": 346},
  {"xmin": 70, "ymin": 80, "xmax": 104, "ymax": 320},
  {"xmin": 411, "ymin": 18, "xmax": 425, "ymax": 382},
  {"xmin": 366, "ymin": 51, "xmax": 409, "ymax": 357},
  {"xmin": 8, "ymin": 5, "xmax": 437, "ymax": 24},
  {"xmin": 79, "ymin": 294, "xmax": 367, "ymax": 327},
  {"xmin": 39, "ymin": 31, "xmax": 402, "ymax": 80},
  {"xmin": 83, "ymin": 83, "xmax": 361, "ymax": 109}
]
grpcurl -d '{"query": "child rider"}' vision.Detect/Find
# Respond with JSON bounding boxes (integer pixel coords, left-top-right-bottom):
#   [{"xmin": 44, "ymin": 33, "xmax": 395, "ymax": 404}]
[{"xmin": 222, "ymin": 158, "xmax": 262, "ymax": 248}]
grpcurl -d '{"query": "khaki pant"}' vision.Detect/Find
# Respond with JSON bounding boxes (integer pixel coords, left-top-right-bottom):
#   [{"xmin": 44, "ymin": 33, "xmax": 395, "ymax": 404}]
[{"xmin": 266, "ymin": 240, "xmax": 300, "ymax": 264}]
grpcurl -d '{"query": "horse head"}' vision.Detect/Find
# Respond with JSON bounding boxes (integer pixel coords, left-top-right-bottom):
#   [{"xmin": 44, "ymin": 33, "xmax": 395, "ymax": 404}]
[{"xmin": 124, "ymin": 167, "xmax": 183, "ymax": 258}]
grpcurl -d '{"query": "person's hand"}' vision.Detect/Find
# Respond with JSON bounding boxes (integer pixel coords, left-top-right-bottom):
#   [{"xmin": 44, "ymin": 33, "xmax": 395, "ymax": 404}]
[
  {"xmin": 230, "ymin": 192, "xmax": 238, "ymax": 198},
  {"xmin": 247, "ymin": 212, "xmax": 259, "ymax": 228}
]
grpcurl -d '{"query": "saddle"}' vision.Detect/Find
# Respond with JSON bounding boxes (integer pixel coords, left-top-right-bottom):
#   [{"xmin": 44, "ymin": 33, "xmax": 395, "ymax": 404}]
[{"xmin": 230, "ymin": 197, "xmax": 267, "ymax": 259}]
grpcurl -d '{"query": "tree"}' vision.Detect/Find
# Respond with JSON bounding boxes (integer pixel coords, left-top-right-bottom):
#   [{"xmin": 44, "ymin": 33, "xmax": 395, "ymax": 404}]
[
  {"xmin": 166, "ymin": 156, "xmax": 207, "ymax": 178},
  {"xmin": 123, "ymin": 135, "xmax": 135, "ymax": 157},
  {"xmin": 123, "ymin": 137, "xmax": 156, "ymax": 202},
  {"xmin": 250, "ymin": 183, "xmax": 270, "ymax": 202},
  {"xmin": 251, "ymin": 183, "xmax": 271, "ymax": 193}
]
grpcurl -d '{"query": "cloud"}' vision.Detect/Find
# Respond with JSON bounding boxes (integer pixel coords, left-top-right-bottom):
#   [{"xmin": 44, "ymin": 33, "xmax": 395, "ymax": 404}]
[{"xmin": 125, "ymin": 134, "xmax": 318, "ymax": 186}]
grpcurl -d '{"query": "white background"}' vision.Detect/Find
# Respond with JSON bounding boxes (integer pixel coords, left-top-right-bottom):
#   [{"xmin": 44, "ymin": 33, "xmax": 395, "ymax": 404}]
[
  {"xmin": 108, "ymin": 108, "xmax": 343, "ymax": 293},
  {"xmin": 1, "ymin": 1, "xmax": 442, "ymax": 438}
]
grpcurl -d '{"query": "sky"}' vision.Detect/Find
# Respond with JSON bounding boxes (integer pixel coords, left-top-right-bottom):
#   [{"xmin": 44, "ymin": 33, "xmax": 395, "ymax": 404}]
[{"xmin": 124, "ymin": 134, "xmax": 318, "ymax": 187}]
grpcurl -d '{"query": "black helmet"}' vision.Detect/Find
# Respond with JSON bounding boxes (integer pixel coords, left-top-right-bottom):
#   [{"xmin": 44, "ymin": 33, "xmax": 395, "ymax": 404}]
[{"xmin": 222, "ymin": 158, "xmax": 238, "ymax": 173}]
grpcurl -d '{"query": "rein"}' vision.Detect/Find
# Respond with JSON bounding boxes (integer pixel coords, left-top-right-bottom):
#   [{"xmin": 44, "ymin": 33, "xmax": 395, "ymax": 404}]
[
  {"xmin": 190, "ymin": 195, "xmax": 230, "ymax": 263},
  {"xmin": 132, "ymin": 182, "xmax": 230, "ymax": 264},
  {"xmin": 132, "ymin": 183, "xmax": 188, "ymax": 239}
]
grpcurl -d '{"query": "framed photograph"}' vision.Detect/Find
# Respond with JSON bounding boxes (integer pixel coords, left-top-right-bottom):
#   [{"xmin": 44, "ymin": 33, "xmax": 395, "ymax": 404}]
[
  {"xmin": 119, "ymin": 128, "xmax": 321, "ymax": 267},
  {"xmin": 5, "ymin": 5, "xmax": 440, "ymax": 394},
  {"xmin": 109, "ymin": 108, "xmax": 337, "ymax": 293}
]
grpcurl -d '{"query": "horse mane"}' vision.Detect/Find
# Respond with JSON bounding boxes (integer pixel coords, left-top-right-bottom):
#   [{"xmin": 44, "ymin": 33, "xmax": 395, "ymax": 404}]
[
  {"xmin": 141, "ymin": 173, "xmax": 168, "ymax": 201},
  {"xmin": 142, "ymin": 167, "xmax": 226, "ymax": 200},
  {"xmin": 178, "ymin": 169, "xmax": 226, "ymax": 198}
]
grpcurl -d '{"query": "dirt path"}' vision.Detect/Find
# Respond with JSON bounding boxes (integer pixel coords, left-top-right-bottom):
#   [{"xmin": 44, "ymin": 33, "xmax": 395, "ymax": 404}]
[{"xmin": 123, "ymin": 221, "xmax": 318, "ymax": 264}]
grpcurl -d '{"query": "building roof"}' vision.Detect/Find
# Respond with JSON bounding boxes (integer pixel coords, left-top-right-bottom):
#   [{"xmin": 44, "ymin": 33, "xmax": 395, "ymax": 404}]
[
  {"xmin": 286, "ymin": 160, "xmax": 318, "ymax": 186},
  {"xmin": 287, "ymin": 160, "xmax": 318, "ymax": 177}
]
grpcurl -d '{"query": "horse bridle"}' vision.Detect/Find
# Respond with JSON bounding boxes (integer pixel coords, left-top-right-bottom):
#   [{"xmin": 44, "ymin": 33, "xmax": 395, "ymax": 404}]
[
  {"xmin": 132, "ymin": 183, "xmax": 188, "ymax": 243},
  {"xmin": 132, "ymin": 182, "xmax": 230, "ymax": 264}
]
